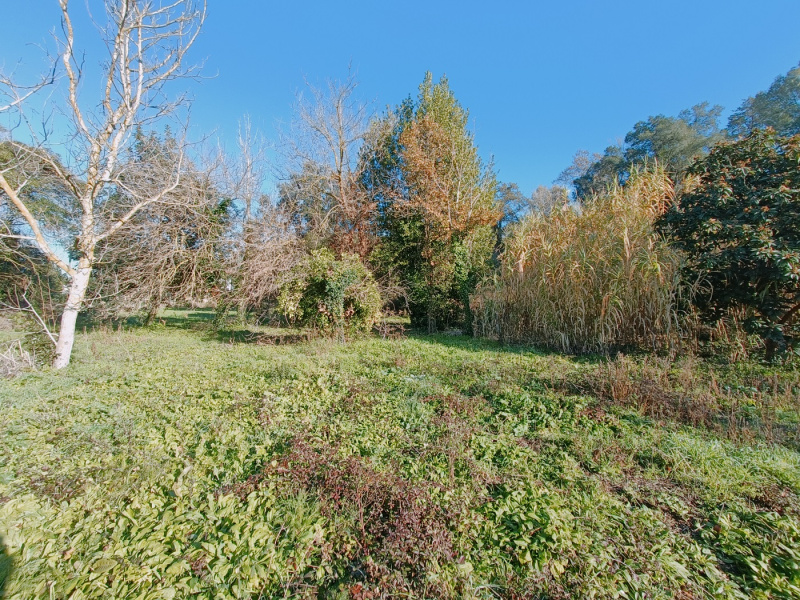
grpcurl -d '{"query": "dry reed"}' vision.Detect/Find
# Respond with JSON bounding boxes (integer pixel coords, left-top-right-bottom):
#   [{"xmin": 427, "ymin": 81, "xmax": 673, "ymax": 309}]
[
  {"xmin": 473, "ymin": 166, "xmax": 685, "ymax": 353},
  {"xmin": 0, "ymin": 339, "xmax": 35, "ymax": 377}
]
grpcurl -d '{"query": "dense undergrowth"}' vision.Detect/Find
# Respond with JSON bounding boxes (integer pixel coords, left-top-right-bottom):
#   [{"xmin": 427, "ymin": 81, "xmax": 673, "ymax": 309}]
[
  {"xmin": 1, "ymin": 312, "xmax": 799, "ymax": 599},
  {"xmin": 472, "ymin": 168, "xmax": 684, "ymax": 354}
]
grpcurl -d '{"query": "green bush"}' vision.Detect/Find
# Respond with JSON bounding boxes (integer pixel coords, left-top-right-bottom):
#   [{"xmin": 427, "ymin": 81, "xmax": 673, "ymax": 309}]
[
  {"xmin": 658, "ymin": 129, "xmax": 800, "ymax": 359},
  {"xmin": 278, "ymin": 249, "xmax": 382, "ymax": 338}
]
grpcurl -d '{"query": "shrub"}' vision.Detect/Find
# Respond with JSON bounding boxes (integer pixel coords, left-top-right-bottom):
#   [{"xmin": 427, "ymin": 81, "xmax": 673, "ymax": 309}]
[
  {"xmin": 658, "ymin": 129, "xmax": 800, "ymax": 359},
  {"xmin": 278, "ymin": 249, "xmax": 382, "ymax": 338},
  {"xmin": 473, "ymin": 166, "xmax": 685, "ymax": 353}
]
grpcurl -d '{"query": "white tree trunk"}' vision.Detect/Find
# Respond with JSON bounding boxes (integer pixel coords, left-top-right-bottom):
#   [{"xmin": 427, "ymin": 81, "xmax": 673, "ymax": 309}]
[{"xmin": 53, "ymin": 259, "xmax": 92, "ymax": 369}]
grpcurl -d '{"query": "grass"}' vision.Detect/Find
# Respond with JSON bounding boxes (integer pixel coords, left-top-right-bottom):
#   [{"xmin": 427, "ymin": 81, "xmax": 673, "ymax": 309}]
[
  {"xmin": 474, "ymin": 167, "xmax": 684, "ymax": 353},
  {"xmin": 0, "ymin": 310, "xmax": 799, "ymax": 598}
]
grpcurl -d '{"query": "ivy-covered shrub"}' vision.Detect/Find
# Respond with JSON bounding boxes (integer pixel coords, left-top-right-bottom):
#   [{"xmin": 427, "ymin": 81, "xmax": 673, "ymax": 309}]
[{"xmin": 278, "ymin": 249, "xmax": 382, "ymax": 337}]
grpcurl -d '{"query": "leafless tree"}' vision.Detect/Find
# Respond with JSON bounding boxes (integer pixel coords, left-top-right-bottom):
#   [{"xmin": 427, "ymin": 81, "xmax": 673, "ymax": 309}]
[
  {"xmin": 279, "ymin": 74, "xmax": 377, "ymax": 259},
  {"xmin": 210, "ymin": 117, "xmax": 300, "ymax": 321},
  {"xmin": 87, "ymin": 135, "xmax": 228, "ymax": 323},
  {"xmin": 231, "ymin": 205, "xmax": 301, "ymax": 320},
  {"xmin": 228, "ymin": 116, "xmax": 268, "ymax": 224},
  {"xmin": 0, "ymin": 0, "xmax": 206, "ymax": 368},
  {"xmin": 528, "ymin": 185, "xmax": 569, "ymax": 216},
  {"xmin": 555, "ymin": 149, "xmax": 603, "ymax": 190}
]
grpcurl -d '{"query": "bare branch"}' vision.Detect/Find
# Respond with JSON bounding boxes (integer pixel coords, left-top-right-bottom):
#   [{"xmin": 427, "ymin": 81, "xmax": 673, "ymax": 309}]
[
  {"xmin": 95, "ymin": 150, "xmax": 184, "ymax": 243},
  {"xmin": 0, "ymin": 171, "xmax": 76, "ymax": 276},
  {"xmin": 0, "ymin": 234, "xmax": 37, "ymax": 242},
  {"xmin": 1, "ymin": 0, "xmax": 208, "ymax": 368},
  {"xmin": 279, "ymin": 73, "xmax": 377, "ymax": 258},
  {"xmin": 10, "ymin": 287, "xmax": 57, "ymax": 346}
]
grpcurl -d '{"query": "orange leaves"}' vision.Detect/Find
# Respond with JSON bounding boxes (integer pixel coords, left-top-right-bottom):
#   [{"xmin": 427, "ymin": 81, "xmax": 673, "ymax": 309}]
[{"xmin": 397, "ymin": 115, "xmax": 500, "ymax": 242}]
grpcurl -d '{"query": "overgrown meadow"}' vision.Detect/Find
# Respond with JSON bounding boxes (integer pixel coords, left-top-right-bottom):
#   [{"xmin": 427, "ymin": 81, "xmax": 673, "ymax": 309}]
[
  {"xmin": 1, "ymin": 2, "xmax": 799, "ymax": 597},
  {"xmin": 1, "ymin": 312, "xmax": 799, "ymax": 599}
]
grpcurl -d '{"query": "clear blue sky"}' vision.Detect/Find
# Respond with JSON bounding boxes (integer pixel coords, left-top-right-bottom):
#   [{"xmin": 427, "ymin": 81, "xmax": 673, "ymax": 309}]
[{"xmin": 2, "ymin": 0, "xmax": 799, "ymax": 196}]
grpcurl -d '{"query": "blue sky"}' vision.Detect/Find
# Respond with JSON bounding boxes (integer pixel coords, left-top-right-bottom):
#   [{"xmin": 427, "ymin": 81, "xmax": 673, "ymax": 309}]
[{"xmin": 1, "ymin": 0, "xmax": 799, "ymax": 196}]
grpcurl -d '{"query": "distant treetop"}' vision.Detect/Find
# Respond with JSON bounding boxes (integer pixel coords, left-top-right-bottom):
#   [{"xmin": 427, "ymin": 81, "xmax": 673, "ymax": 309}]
[{"xmin": 728, "ymin": 63, "xmax": 800, "ymax": 138}]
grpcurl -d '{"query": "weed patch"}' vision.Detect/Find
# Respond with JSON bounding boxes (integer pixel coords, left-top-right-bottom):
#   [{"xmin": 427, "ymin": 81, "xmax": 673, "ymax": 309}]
[
  {"xmin": 0, "ymin": 320, "xmax": 798, "ymax": 598},
  {"xmin": 568, "ymin": 352, "xmax": 800, "ymax": 449}
]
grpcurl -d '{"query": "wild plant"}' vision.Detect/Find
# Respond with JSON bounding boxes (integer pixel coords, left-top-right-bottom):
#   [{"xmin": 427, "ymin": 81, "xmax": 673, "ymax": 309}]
[{"xmin": 474, "ymin": 166, "xmax": 685, "ymax": 354}]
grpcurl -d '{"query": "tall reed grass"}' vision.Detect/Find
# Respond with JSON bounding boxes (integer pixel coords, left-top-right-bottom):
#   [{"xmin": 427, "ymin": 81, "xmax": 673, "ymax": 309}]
[{"xmin": 473, "ymin": 167, "xmax": 685, "ymax": 353}]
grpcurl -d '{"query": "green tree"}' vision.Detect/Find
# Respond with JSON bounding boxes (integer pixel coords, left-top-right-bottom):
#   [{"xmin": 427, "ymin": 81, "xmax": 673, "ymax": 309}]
[
  {"xmin": 573, "ymin": 143, "xmax": 626, "ymax": 199},
  {"xmin": 658, "ymin": 129, "xmax": 800, "ymax": 358},
  {"xmin": 364, "ymin": 74, "xmax": 500, "ymax": 333},
  {"xmin": 496, "ymin": 183, "xmax": 528, "ymax": 224},
  {"xmin": 625, "ymin": 103, "xmax": 724, "ymax": 173},
  {"xmin": 728, "ymin": 63, "xmax": 800, "ymax": 138},
  {"xmin": 277, "ymin": 160, "xmax": 334, "ymax": 250},
  {"xmin": 493, "ymin": 182, "xmax": 528, "ymax": 257},
  {"xmin": 555, "ymin": 149, "xmax": 602, "ymax": 191},
  {"xmin": 572, "ymin": 103, "xmax": 723, "ymax": 199},
  {"xmin": 0, "ymin": 141, "xmax": 72, "ymax": 341}
]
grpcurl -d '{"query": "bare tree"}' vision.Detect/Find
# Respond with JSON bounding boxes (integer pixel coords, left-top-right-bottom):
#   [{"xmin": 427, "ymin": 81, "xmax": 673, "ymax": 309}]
[
  {"xmin": 229, "ymin": 116, "xmax": 268, "ymax": 224},
  {"xmin": 232, "ymin": 205, "xmax": 301, "ymax": 320},
  {"xmin": 555, "ymin": 149, "xmax": 603, "ymax": 191},
  {"xmin": 216, "ymin": 117, "xmax": 302, "ymax": 321},
  {"xmin": 280, "ymin": 75, "xmax": 377, "ymax": 259},
  {"xmin": 529, "ymin": 185, "xmax": 569, "ymax": 216},
  {"xmin": 0, "ymin": 0, "xmax": 206, "ymax": 368},
  {"xmin": 88, "ymin": 132, "xmax": 230, "ymax": 324}
]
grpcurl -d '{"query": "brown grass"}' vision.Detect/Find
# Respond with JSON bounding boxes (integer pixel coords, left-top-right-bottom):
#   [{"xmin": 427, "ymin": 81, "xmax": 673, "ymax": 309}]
[
  {"xmin": 568, "ymin": 352, "xmax": 800, "ymax": 448},
  {"xmin": 0, "ymin": 339, "xmax": 35, "ymax": 377},
  {"xmin": 473, "ymin": 166, "xmax": 685, "ymax": 353}
]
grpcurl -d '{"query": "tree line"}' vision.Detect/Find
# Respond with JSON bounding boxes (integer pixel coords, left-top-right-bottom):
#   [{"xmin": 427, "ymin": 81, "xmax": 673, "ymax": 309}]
[{"xmin": 1, "ymin": 0, "xmax": 799, "ymax": 368}]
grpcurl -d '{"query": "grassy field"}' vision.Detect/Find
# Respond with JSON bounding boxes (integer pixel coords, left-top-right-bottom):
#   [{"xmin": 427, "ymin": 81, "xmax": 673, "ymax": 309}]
[{"xmin": 1, "ymin": 311, "xmax": 799, "ymax": 599}]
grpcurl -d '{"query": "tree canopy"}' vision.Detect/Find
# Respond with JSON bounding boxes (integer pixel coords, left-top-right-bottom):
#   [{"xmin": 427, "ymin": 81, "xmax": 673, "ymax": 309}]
[
  {"xmin": 572, "ymin": 103, "xmax": 724, "ymax": 199},
  {"xmin": 728, "ymin": 63, "xmax": 800, "ymax": 138},
  {"xmin": 658, "ymin": 129, "xmax": 800, "ymax": 357}
]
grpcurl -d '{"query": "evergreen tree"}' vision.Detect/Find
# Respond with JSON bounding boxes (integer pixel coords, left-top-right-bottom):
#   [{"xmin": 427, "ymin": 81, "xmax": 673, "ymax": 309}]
[
  {"xmin": 659, "ymin": 130, "xmax": 800, "ymax": 358},
  {"xmin": 363, "ymin": 74, "xmax": 500, "ymax": 332}
]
